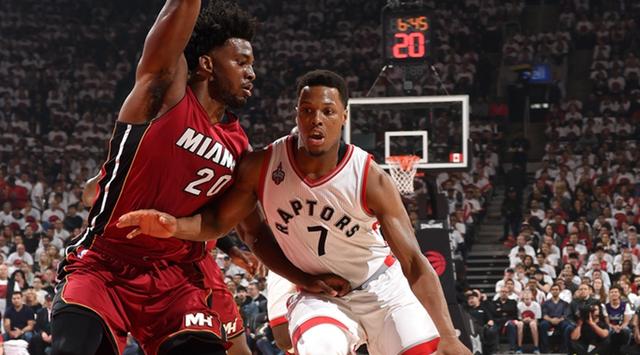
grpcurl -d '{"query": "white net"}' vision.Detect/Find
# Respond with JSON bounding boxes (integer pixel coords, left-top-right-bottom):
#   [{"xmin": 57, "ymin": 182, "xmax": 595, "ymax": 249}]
[{"xmin": 386, "ymin": 155, "xmax": 420, "ymax": 195}]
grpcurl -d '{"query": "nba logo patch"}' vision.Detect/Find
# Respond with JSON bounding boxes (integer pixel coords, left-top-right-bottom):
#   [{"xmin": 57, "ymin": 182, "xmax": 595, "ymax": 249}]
[
  {"xmin": 272, "ymin": 163, "xmax": 285, "ymax": 185},
  {"xmin": 449, "ymin": 153, "xmax": 463, "ymax": 163}
]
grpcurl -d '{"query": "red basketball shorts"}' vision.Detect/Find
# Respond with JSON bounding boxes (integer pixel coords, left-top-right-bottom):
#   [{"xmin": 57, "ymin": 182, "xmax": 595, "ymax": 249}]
[{"xmin": 54, "ymin": 246, "xmax": 225, "ymax": 354}]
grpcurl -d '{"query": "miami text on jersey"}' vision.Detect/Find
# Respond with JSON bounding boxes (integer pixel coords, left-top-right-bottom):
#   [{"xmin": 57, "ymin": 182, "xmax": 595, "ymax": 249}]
[{"xmin": 176, "ymin": 128, "xmax": 237, "ymax": 170}]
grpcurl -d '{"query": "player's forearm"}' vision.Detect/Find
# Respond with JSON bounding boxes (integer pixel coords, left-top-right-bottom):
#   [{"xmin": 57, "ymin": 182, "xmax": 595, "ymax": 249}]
[
  {"xmin": 405, "ymin": 255, "xmax": 457, "ymax": 338},
  {"xmin": 173, "ymin": 214, "xmax": 208, "ymax": 241},
  {"xmin": 247, "ymin": 225, "xmax": 311, "ymax": 287},
  {"xmin": 174, "ymin": 210, "xmax": 234, "ymax": 241},
  {"xmin": 137, "ymin": 0, "xmax": 200, "ymax": 76}
]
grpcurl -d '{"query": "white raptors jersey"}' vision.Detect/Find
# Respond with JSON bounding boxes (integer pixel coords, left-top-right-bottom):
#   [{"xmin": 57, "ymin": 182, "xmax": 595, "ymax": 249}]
[{"xmin": 259, "ymin": 135, "xmax": 391, "ymax": 287}]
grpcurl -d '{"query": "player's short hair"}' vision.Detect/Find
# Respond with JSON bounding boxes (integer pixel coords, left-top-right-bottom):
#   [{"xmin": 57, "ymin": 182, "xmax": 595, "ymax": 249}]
[
  {"xmin": 296, "ymin": 69, "xmax": 349, "ymax": 107},
  {"xmin": 184, "ymin": 0, "xmax": 256, "ymax": 71}
]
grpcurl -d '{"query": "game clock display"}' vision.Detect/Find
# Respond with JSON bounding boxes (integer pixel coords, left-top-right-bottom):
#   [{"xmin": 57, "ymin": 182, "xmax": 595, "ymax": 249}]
[{"xmin": 383, "ymin": 12, "xmax": 431, "ymax": 63}]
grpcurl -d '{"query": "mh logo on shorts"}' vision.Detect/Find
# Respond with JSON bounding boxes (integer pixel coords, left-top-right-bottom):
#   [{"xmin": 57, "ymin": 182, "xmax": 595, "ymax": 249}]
[
  {"xmin": 184, "ymin": 313, "xmax": 213, "ymax": 328},
  {"xmin": 223, "ymin": 319, "xmax": 238, "ymax": 335}
]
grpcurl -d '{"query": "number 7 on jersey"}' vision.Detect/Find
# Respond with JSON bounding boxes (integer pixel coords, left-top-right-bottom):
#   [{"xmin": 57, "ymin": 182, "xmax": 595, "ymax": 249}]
[{"xmin": 307, "ymin": 225, "xmax": 329, "ymax": 256}]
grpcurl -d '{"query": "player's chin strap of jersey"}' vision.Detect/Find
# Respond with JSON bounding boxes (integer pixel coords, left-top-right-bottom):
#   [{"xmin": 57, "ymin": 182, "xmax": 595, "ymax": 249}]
[{"xmin": 352, "ymin": 256, "xmax": 396, "ymax": 291}]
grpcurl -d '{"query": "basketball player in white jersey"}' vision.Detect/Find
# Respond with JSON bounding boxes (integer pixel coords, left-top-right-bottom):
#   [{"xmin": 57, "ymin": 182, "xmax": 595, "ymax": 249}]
[{"xmin": 118, "ymin": 70, "xmax": 470, "ymax": 355}]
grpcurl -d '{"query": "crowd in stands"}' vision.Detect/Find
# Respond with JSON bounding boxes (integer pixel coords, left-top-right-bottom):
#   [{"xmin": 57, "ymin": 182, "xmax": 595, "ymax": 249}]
[
  {"xmin": 466, "ymin": 1, "xmax": 640, "ymax": 353},
  {"xmin": 0, "ymin": 0, "xmax": 532, "ymax": 353},
  {"xmin": 502, "ymin": 30, "xmax": 571, "ymax": 66}
]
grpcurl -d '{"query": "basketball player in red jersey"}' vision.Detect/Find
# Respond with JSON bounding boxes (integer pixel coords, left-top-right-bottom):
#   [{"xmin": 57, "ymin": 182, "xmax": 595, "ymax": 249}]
[
  {"xmin": 119, "ymin": 70, "xmax": 472, "ymax": 355},
  {"xmin": 51, "ymin": 2, "xmax": 349, "ymax": 354},
  {"xmin": 81, "ymin": 178, "xmax": 260, "ymax": 355}
]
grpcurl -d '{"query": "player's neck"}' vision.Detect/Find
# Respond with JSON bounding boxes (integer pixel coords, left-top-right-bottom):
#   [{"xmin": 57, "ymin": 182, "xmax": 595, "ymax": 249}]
[
  {"xmin": 292, "ymin": 137, "xmax": 341, "ymax": 179},
  {"xmin": 189, "ymin": 82, "xmax": 226, "ymax": 125}
]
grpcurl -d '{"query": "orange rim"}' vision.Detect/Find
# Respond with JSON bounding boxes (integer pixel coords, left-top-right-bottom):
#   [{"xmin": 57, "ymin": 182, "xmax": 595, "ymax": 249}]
[{"xmin": 386, "ymin": 155, "xmax": 421, "ymax": 171}]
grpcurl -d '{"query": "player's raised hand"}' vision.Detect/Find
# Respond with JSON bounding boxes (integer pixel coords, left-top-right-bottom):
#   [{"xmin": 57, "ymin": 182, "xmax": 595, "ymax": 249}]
[
  {"xmin": 437, "ymin": 335, "xmax": 472, "ymax": 355},
  {"xmin": 117, "ymin": 209, "xmax": 177, "ymax": 239},
  {"xmin": 301, "ymin": 274, "xmax": 351, "ymax": 297}
]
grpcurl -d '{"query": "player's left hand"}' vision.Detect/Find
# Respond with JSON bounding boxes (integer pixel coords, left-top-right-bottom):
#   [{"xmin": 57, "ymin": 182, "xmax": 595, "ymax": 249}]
[
  {"xmin": 117, "ymin": 209, "xmax": 177, "ymax": 239},
  {"xmin": 437, "ymin": 335, "xmax": 472, "ymax": 355},
  {"xmin": 301, "ymin": 274, "xmax": 351, "ymax": 297}
]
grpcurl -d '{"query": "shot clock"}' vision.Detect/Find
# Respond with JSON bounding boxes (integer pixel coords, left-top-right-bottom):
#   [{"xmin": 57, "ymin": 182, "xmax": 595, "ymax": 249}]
[{"xmin": 382, "ymin": 8, "xmax": 431, "ymax": 63}]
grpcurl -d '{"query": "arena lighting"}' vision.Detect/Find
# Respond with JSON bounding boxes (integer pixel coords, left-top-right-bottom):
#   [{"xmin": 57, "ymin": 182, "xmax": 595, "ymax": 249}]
[{"xmin": 530, "ymin": 103, "xmax": 550, "ymax": 109}]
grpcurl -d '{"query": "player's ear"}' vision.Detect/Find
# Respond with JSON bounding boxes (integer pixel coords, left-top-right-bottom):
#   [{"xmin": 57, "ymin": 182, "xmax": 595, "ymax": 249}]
[{"xmin": 198, "ymin": 55, "xmax": 214, "ymax": 79}]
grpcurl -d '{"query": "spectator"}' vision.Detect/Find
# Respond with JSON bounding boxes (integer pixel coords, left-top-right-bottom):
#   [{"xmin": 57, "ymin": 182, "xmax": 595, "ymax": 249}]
[
  {"xmin": 547, "ymin": 277, "xmax": 573, "ymax": 304},
  {"xmin": 466, "ymin": 290, "xmax": 498, "ymax": 354},
  {"xmin": 540, "ymin": 283, "xmax": 571, "ymax": 352},
  {"xmin": 51, "ymin": 220, "xmax": 70, "ymax": 246},
  {"xmin": 62, "ymin": 204, "xmax": 83, "ymax": 232},
  {"xmin": 0, "ymin": 203, "xmax": 12, "ymax": 226},
  {"xmin": 492, "ymin": 287, "xmax": 519, "ymax": 353},
  {"xmin": 592, "ymin": 278, "xmax": 608, "ymax": 302},
  {"xmin": 509, "ymin": 235, "xmax": 535, "ymax": 261},
  {"xmin": 495, "ymin": 268, "xmax": 523, "ymax": 294},
  {"xmin": 567, "ymin": 284, "xmax": 598, "ymax": 341},
  {"xmin": 604, "ymin": 285, "xmax": 633, "ymax": 353},
  {"xmin": 0, "ymin": 264, "xmax": 18, "ymax": 315},
  {"xmin": 6, "ymin": 270, "xmax": 28, "ymax": 306},
  {"xmin": 501, "ymin": 188, "xmax": 523, "ymax": 241},
  {"xmin": 493, "ymin": 279, "xmax": 520, "ymax": 301},
  {"xmin": 3, "ymin": 291, "xmax": 35, "ymax": 342},
  {"xmin": 40, "ymin": 201, "xmax": 64, "ymax": 226},
  {"xmin": 21, "ymin": 225, "xmax": 39, "ymax": 255},
  {"xmin": 6, "ymin": 244, "xmax": 33, "ymax": 267},
  {"xmin": 29, "ymin": 293, "xmax": 52, "ymax": 355},
  {"xmin": 569, "ymin": 303, "xmax": 610, "ymax": 355},
  {"xmin": 24, "ymin": 288, "xmax": 41, "ymax": 314},
  {"xmin": 623, "ymin": 306, "xmax": 640, "ymax": 354},
  {"xmin": 515, "ymin": 291, "xmax": 541, "ymax": 354}
]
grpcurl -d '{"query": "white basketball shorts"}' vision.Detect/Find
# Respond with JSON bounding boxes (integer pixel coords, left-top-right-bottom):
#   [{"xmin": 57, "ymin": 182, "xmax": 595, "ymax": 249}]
[
  {"xmin": 266, "ymin": 270, "xmax": 297, "ymax": 328},
  {"xmin": 287, "ymin": 261, "xmax": 440, "ymax": 355}
]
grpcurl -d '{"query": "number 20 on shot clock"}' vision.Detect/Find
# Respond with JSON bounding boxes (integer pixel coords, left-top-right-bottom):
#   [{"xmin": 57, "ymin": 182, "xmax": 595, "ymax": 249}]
[{"xmin": 382, "ymin": 7, "xmax": 431, "ymax": 63}]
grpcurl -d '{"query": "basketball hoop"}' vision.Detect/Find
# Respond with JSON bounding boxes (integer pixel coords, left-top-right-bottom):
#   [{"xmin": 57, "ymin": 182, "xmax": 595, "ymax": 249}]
[{"xmin": 386, "ymin": 155, "xmax": 421, "ymax": 195}]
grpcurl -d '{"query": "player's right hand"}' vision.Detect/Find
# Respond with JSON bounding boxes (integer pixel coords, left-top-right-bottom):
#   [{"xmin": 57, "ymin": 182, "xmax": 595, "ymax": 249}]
[
  {"xmin": 301, "ymin": 274, "xmax": 351, "ymax": 297},
  {"xmin": 117, "ymin": 209, "xmax": 177, "ymax": 239}
]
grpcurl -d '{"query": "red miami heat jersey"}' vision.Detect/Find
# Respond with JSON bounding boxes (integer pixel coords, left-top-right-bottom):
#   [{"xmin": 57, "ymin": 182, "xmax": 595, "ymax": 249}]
[{"xmin": 63, "ymin": 87, "xmax": 249, "ymax": 270}]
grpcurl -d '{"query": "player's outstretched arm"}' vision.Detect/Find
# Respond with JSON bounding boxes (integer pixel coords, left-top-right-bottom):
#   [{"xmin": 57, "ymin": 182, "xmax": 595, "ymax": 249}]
[
  {"xmin": 118, "ymin": 0, "xmax": 200, "ymax": 124},
  {"xmin": 365, "ymin": 160, "xmax": 471, "ymax": 355},
  {"xmin": 117, "ymin": 150, "xmax": 266, "ymax": 240}
]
